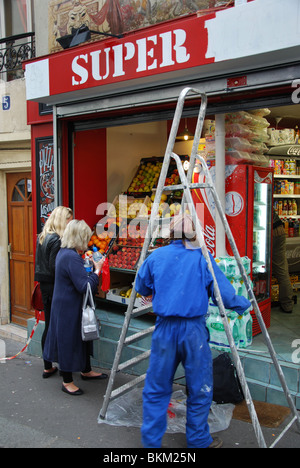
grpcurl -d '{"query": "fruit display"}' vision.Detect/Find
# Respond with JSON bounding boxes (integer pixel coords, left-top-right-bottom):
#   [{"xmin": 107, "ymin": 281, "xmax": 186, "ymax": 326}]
[
  {"xmin": 128, "ymin": 160, "xmax": 162, "ymax": 193},
  {"xmin": 88, "ymin": 233, "xmax": 112, "ymax": 255},
  {"xmin": 103, "ymin": 155, "xmax": 191, "ymax": 303},
  {"xmin": 146, "ymin": 193, "xmax": 182, "ymax": 218},
  {"xmin": 108, "ymin": 244, "xmax": 141, "ymax": 270},
  {"xmin": 119, "ymin": 287, "xmax": 142, "ymax": 299},
  {"xmin": 108, "ymin": 195, "xmax": 150, "ymax": 219}
]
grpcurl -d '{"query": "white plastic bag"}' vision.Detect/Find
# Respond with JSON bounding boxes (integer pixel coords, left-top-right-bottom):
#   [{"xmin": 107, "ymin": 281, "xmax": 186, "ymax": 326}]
[{"xmin": 81, "ymin": 282, "xmax": 99, "ymax": 342}]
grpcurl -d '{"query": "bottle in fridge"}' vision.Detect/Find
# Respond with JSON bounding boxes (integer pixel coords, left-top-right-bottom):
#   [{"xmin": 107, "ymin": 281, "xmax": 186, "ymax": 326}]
[{"xmin": 192, "ymin": 163, "xmax": 273, "ymax": 336}]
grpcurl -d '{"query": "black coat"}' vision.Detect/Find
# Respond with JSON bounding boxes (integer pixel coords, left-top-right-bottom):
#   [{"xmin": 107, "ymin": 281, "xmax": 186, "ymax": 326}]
[
  {"xmin": 34, "ymin": 233, "xmax": 61, "ymax": 284},
  {"xmin": 43, "ymin": 248, "xmax": 99, "ymax": 372}
]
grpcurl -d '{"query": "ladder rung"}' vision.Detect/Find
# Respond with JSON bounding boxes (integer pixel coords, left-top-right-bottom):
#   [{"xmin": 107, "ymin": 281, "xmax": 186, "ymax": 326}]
[
  {"xmin": 118, "ymin": 350, "xmax": 150, "ymax": 372},
  {"xmin": 131, "ymin": 303, "xmax": 153, "ymax": 317},
  {"xmin": 161, "ymin": 182, "xmax": 213, "ymax": 192},
  {"xmin": 109, "ymin": 374, "xmax": 146, "ymax": 401},
  {"xmin": 124, "ymin": 326, "xmax": 155, "ymax": 346}
]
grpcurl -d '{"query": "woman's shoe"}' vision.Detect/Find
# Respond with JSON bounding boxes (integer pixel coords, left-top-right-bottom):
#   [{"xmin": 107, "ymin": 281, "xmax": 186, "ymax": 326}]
[
  {"xmin": 42, "ymin": 367, "xmax": 58, "ymax": 379},
  {"xmin": 61, "ymin": 384, "xmax": 83, "ymax": 396},
  {"xmin": 81, "ymin": 372, "xmax": 108, "ymax": 380}
]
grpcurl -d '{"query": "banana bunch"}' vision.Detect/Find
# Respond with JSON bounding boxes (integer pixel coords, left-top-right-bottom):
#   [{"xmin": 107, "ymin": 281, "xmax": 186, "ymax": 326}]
[{"xmin": 119, "ymin": 288, "xmax": 141, "ymax": 298}]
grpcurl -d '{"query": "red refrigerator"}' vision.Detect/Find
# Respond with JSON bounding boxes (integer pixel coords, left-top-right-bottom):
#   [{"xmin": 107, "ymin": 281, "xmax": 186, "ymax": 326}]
[{"xmin": 192, "ymin": 163, "xmax": 274, "ymax": 336}]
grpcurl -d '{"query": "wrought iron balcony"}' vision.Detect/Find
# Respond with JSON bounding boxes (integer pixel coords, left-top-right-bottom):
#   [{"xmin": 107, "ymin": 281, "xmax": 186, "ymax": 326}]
[{"xmin": 0, "ymin": 32, "xmax": 35, "ymax": 81}]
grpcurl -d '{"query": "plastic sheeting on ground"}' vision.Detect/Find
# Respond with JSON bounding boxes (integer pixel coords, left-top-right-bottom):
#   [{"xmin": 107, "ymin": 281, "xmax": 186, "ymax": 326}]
[{"xmin": 98, "ymin": 388, "xmax": 234, "ymax": 434}]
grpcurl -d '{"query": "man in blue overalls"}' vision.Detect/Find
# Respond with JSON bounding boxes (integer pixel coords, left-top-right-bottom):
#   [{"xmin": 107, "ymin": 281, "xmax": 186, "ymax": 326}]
[{"xmin": 135, "ymin": 213, "xmax": 251, "ymax": 449}]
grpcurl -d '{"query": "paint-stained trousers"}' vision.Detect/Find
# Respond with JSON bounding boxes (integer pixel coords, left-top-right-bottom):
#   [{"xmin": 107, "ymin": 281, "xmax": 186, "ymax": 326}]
[{"xmin": 141, "ymin": 316, "xmax": 213, "ymax": 448}]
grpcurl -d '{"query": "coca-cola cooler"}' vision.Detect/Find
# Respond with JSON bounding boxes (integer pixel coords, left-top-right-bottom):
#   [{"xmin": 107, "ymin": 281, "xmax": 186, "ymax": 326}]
[{"xmin": 192, "ymin": 163, "xmax": 274, "ymax": 336}]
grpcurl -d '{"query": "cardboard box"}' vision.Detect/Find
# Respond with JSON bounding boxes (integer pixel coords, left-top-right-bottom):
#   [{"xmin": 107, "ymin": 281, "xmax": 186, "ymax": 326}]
[{"xmin": 106, "ymin": 288, "xmax": 152, "ymax": 309}]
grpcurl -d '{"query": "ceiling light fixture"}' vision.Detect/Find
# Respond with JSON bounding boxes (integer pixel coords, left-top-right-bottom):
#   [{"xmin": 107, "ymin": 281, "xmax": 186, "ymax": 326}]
[{"xmin": 176, "ymin": 119, "xmax": 194, "ymax": 141}]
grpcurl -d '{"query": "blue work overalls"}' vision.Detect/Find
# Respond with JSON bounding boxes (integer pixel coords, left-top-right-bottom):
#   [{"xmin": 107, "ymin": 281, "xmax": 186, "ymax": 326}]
[{"xmin": 135, "ymin": 240, "xmax": 250, "ymax": 448}]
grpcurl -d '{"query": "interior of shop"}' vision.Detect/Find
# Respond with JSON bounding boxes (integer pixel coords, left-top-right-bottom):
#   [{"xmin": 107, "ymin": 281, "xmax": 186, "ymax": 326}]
[{"xmin": 77, "ymin": 102, "xmax": 300, "ymax": 365}]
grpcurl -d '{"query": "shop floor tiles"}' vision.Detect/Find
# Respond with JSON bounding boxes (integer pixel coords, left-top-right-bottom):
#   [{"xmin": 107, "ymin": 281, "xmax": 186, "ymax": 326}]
[{"xmin": 247, "ymin": 303, "xmax": 300, "ymax": 363}]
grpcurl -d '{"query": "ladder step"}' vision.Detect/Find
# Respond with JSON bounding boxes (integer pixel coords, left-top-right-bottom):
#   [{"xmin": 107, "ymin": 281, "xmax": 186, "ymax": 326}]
[
  {"xmin": 131, "ymin": 303, "xmax": 153, "ymax": 317},
  {"xmin": 160, "ymin": 182, "xmax": 213, "ymax": 192},
  {"xmin": 124, "ymin": 326, "xmax": 155, "ymax": 346},
  {"xmin": 118, "ymin": 350, "xmax": 150, "ymax": 372},
  {"xmin": 109, "ymin": 374, "xmax": 146, "ymax": 402}
]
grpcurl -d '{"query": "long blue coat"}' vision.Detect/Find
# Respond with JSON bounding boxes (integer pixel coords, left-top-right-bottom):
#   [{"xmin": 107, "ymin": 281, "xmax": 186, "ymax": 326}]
[{"xmin": 43, "ymin": 248, "xmax": 99, "ymax": 372}]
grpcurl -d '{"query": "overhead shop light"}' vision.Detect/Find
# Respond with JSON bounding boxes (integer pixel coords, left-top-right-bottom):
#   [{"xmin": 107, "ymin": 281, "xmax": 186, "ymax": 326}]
[
  {"xmin": 176, "ymin": 119, "xmax": 194, "ymax": 141},
  {"xmin": 57, "ymin": 25, "xmax": 123, "ymax": 49}
]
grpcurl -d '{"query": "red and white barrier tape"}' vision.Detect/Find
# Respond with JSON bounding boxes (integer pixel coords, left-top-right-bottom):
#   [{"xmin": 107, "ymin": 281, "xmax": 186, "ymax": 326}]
[{"xmin": 0, "ymin": 316, "xmax": 40, "ymax": 362}]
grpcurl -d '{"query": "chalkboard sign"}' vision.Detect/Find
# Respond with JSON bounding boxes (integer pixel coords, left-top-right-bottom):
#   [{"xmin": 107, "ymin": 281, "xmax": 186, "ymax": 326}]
[{"xmin": 35, "ymin": 137, "xmax": 55, "ymax": 233}]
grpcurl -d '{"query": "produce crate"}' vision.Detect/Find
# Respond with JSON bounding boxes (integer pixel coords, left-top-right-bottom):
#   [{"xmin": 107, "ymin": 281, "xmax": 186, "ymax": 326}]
[
  {"xmin": 106, "ymin": 288, "xmax": 152, "ymax": 309},
  {"xmin": 107, "ymin": 194, "xmax": 150, "ymax": 220},
  {"xmin": 127, "ymin": 157, "xmax": 163, "ymax": 195}
]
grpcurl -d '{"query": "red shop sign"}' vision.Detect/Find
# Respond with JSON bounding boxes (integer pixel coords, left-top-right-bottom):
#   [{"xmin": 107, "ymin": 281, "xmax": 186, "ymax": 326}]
[{"xmin": 25, "ymin": 14, "xmax": 215, "ymax": 101}]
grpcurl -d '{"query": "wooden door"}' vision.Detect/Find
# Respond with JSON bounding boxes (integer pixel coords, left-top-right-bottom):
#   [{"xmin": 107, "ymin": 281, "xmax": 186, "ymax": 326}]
[{"xmin": 7, "ymin": 173, "xmax": 34, "ymax": 326}]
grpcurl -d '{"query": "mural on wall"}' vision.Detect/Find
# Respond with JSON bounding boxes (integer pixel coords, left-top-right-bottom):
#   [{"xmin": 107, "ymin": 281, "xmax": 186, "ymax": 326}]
[{"xmin": 49, "ymin": 0, "xmax": 231, "ymax": 52}]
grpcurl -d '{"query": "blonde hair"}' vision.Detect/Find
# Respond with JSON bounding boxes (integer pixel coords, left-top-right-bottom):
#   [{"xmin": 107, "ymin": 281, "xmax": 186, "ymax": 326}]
[
  {"xmin": 39, "ymin": 206, "xmax": 73, "ymax": 245},
  {"xmin": 61, "ymin": 219, "xmax": 92, "ymax": 252}
]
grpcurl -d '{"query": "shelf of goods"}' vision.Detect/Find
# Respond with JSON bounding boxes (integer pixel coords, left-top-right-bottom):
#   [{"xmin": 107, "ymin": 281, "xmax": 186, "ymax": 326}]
[
  {"xmin": 90, "ymin": 156, "xmax": 186, "ymax": 306},
  {"xmin": 269, "ymin": 149, "xmax": 300, "ymax": 240}
]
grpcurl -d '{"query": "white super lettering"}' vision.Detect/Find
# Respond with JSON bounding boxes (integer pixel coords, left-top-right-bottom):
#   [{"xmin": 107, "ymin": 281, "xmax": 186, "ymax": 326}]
[
  {"xmin": 136, "ymin": 36, "xmax": 158, "ymax": 72},
  {"xmin": 90, "ymin": 48, "xmax": 110, "ymax": 81},
  {"xmin": 71, "ymin": 27, "xmax": 191, "ymax": 87},
  {"xmin": 147, "ymin": 35, "xmax": 158, "ymax": 70},
  {"xmin": 90, "ymin": 50, "xmax": 102, "ymax": 81},
  {"xmin": 159, "ymin": 31, "xmax": 174, "ymax": 67},
  {"xmin": 72, "ymin": 54, "xmax": 88, "ymax": 85},
  {"xmin": 102, "ymin": 47, "xmax": 110, "ymax": 80},
  {"xmin": 124, "ymin": 42, "xmax": 135, "ymax": 61},
  {"xmin": 136, "ymin": 38, "xmax": 147, "ymax": 72},
  {"xmin": 112, "ymin": 44, "xmax": 125, "ymax": 77},
  {"xmin": 173, "ymin": 29, "xmax": 190, "ymax": 64}
]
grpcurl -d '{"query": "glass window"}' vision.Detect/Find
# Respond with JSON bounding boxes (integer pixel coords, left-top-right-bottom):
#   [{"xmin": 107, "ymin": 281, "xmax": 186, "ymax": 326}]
[{"xmin": 1, "ymin": 0, "xmax": 34, "ymax": 37}]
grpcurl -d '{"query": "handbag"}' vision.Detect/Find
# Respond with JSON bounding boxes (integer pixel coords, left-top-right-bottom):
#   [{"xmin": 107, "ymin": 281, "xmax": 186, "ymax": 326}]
[
  {"xmin": 213, "ymin": 352, "xmax": 244, "ymax": 404},
  {"xmin": 81, "ymin": 282, "xmax": 100, "ymax": 342},
  {"xmin": 31, "ymin": 282, "xmax": 44, "ymax": 311}
]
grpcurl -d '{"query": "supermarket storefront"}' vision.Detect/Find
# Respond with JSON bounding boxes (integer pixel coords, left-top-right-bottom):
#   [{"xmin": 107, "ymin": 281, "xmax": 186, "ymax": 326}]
[{"xmin": 24, "ymin": 0, "xmax": 300, "ymax": 380}]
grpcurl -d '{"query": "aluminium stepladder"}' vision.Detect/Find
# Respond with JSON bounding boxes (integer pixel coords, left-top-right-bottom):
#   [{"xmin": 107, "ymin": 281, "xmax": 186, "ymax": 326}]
[{"xmin": 99, "ymin": 87, "xmax": 300, "ymax": 448}]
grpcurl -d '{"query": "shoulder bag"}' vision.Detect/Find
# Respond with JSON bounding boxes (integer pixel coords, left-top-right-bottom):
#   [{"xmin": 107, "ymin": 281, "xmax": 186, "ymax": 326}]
[
  {"xmin": 81, "ymin": 282, "xmax": 100, "ymax": 342},
  {"xmin": 31, "ymin": 282, "xmax": 44, "ymax": 312}
]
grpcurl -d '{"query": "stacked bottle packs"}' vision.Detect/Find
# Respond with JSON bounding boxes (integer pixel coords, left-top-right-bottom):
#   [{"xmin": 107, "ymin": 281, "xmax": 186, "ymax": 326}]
[{"xmin": 206, "ymin": 256, "xmax": 253, "ymax": 352}]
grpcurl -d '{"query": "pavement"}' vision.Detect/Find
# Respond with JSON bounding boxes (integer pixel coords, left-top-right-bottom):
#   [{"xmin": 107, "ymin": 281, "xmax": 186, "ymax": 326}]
[{"xmin": 0, "ymin": 336, "xmax": 300, "ymax": 451}]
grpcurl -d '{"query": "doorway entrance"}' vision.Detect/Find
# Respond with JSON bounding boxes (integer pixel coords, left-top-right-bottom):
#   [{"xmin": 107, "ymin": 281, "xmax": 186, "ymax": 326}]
[{"xmin": 7, "ymin": 172, "xmax": 34, "ymax": 326}]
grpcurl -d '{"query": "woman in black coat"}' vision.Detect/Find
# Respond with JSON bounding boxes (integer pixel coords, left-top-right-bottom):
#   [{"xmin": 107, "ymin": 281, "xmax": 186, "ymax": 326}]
[
  {"xmin": 43, "ymin": 219, "xmax": 107, "ymax": 396},
  {"xmin": 34, "ymin": 206, "xmax": 73, "ymax": 378}
]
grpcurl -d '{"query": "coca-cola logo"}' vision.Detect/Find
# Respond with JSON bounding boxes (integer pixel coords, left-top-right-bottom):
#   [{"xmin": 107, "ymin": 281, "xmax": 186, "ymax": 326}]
[
  {"xmin": 203, "ymin": 224, "xmax": 215, "ymax": 255},
  {"xmin": 225, "ymin": 191, "xmax": 244, "ymax": 217},
  {"xmin": 287, "ymin": 146, "xmax": 300, "ymax": 156}
]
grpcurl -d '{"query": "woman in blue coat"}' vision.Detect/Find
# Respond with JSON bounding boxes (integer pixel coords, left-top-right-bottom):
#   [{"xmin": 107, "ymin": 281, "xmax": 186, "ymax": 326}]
[
  {"xmin": 135, "ymin": 213, "xmax": 251, "ymax": 449},
  {"xmin": 44, "ymin": 219, "xmax": 107, "ymax": 396}
]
